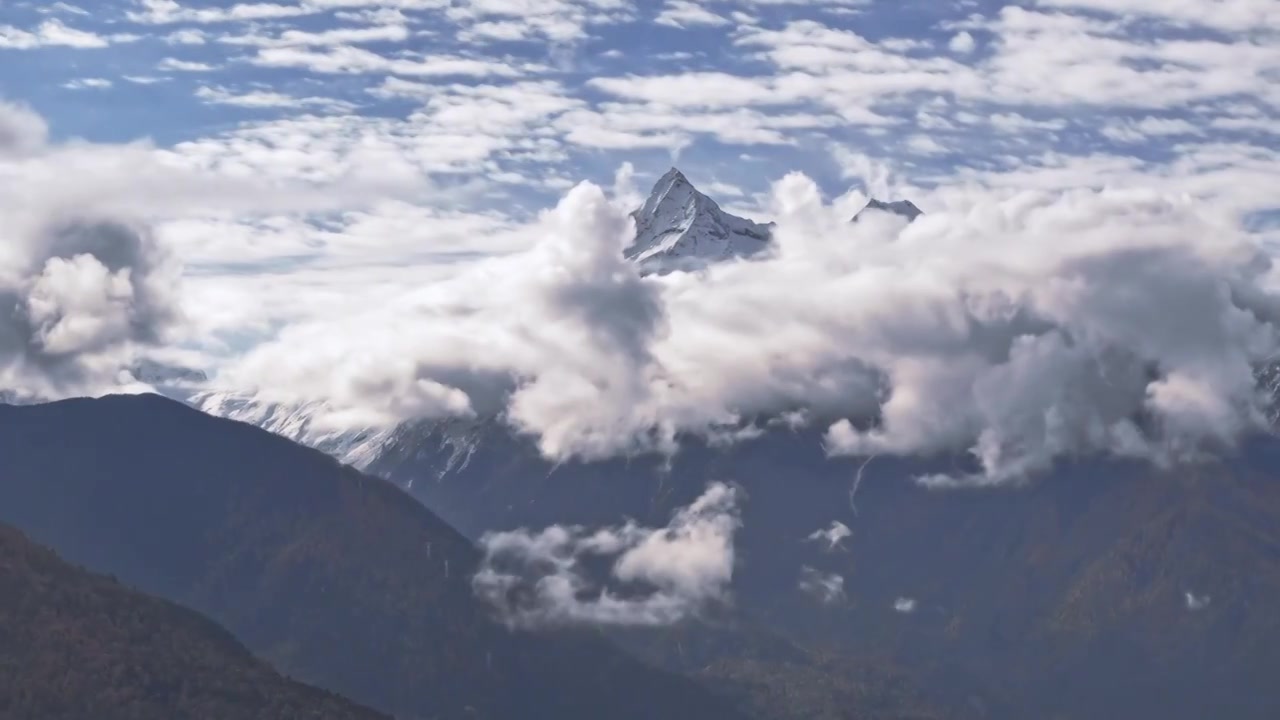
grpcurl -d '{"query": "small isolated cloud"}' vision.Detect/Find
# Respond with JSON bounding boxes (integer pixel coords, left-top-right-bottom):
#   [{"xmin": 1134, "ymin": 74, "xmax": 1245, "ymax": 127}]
[
  {"xmin": 894, "ymin": 597, "xmax": 917, "ymax": 614},
  {"xmin": 1185, "ymin": 591, "xmax": 1211, "ymax": 611},
  {"xmin": 949, "ymin": 31, "xmax": 975, "ymax": 54},
  {"xmin": 473, "ymin": 483, "xmax": 742, "ymax": 627},
  {"xmin": 158, "ymin": 58, "xmax": 217, "ymax": 72},
  {"xmin": 807, "ymin": 521, "xmax": 852, "ymax": 551},
  {"xmin": 656, "ymin": 1, "xmax": 730, "ymax": 28},
  {"xmin": 165, "ymin": 29, "xmax": 206, "ymax": 45},
  {"xmin": 63, "ymin": 78, "xmax": 113, "ymax": 90},
  {"xmin": 799, "ymin": 567, "xmax": 845, "ymax": 604}
]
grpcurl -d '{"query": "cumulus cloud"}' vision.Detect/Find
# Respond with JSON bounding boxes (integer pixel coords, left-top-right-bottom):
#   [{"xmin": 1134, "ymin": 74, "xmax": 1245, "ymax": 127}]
[
  {"xmin": 0, "ymin": 218, "xmax": 182, "ymax": 401},
  {"xmin": 0, "ymin": 108, "xmax": 189, "ymax": 399},
  {"xmin": 209, "ymin": 167, "xmax": 1280, "ymax": 485},
  {"xmin": 893, "ymin": 597, "xmax": 917, "ymax": 614},
  {"xmin": 473, "ymin": 482, "xmax": 741, "ymax": 627},
  {"xmin": 799, "ymin": 567, "xmax": 845, "ymax": 604}
]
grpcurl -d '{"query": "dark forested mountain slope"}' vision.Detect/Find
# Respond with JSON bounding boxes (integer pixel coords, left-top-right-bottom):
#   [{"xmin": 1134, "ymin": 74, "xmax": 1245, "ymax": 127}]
[
  {"xmin": 363, "ymin": 419, "xmax": 1280, "ymax": 720},
  {"xmin": 0, "ymin": 394, "xmax": 747, "ymax": 720},
  {"xmin": 0, "ymin": 523, "xmax": 385, "ymax": 720}
]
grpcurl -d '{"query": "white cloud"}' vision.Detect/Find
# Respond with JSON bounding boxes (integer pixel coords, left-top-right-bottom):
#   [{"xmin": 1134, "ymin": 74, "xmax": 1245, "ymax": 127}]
[
  {"xmin": 220, "ymin": 23, "xmax": 411, "ymax": 48},
  {"xmin": 0, "ymin": 102, "xmax": 48, "ymax": 157},
  {"xmin": 446, "ymin": 0, "xmax": 635, "ymax": 43},
  {"xmin": 0, "ymin": 215, "xmax": 182, "ymax": 401},
  {"xmin": 0, "ymin": 19, "xmax": 110, "ymax": 49},
  {"xmin": 204, "ymin": 169, "xmax": 1280, "ymax": 485},
  {"xmin": 126, "ymin": 0, "xmax": 316, "ymax": 25},
  {"xmin": 249, "ymin": 45, "xmax": 531, "ymax": 77},
  {"xmin": 1037, "ymin": 0, "xmax": 1280, "ymax": 33},
  {"xmin": 158, "ymin": 58, "xmax": 217, "ymax": 72},
  {"xmin": 906, "ymin": 134, "xmax": 948, "ymax": 156},
  {"xmin": 3, "ymin": 0, "xmax": 1277, "ymax": 494},
  {"xmin": 0, "ymin": 103, "xmax": 476, "ymax": 400},
  {"xmin": 63, "ymin": 78, "xmax": 114, "ymax": 90},
  {"xmin": 893, "ymin": 597, "xmax": 917, "ymax": 613},
  {"xmin": 1101, "ymin": 117, "xmax": 1202, "ymax": 144},
  {"xmin": 39, "ymin": 2, "xmax": 90, "ymax": 16},
  {"xmin": 195, "ymin": 86, "xmax": 356, "ymax": 113},
  {"xmin": 655, "ymin": 1, "xmax": 730, "ymax": 28},
  {"xmin": 165, "ymin": 29, "xmax": 207, "ymax": 45},
  {"xmin": 799, "ymin": 567, "xmax": 845, "ymax": 604},
  {"xmin": 473, "ymin": 482, "xmax": 741, "ymax": 627},
  {"xmin": 806, "ymin": 521, "xmax": 851, "ymax": 551},
  {"xmin": 949, "ymin": 31, "xmax": 975, "ymax": 54}
]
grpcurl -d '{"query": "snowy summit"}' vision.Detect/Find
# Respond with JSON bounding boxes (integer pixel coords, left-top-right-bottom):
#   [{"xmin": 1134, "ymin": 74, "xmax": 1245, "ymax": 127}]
[
  {"xmin": 853, "ymin": 198, "xmax": 924, "ymax": 223},
  {"xmin": 626, "ymin": 168, "xmax": 773, "ymax": 275}
]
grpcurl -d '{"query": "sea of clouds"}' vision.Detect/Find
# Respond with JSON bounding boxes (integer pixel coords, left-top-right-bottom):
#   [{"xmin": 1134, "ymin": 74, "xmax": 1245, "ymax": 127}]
[{"xmin": 6, "ymin": 100, "xmax": 1280, "ymax": 489}]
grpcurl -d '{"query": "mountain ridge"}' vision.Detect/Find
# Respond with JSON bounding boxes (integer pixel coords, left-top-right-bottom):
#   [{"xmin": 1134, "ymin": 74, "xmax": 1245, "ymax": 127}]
[
  {"xmin": 0, "ymin": 393, "xmax": 750, "ymax": 720},
  {"xmin": 0, "ymin": 522, "xmax": 387, "ymax": 720}
]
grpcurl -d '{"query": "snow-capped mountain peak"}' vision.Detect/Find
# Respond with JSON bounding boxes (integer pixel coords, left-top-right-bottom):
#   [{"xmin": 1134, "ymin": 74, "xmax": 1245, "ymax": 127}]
[
  {"xmin": 852, "ymin": 198, "xmax": 924, "ymax": 223},
  {"xmin": 626, "ymin": 168, "xmax": 773, "ymax": 274}
]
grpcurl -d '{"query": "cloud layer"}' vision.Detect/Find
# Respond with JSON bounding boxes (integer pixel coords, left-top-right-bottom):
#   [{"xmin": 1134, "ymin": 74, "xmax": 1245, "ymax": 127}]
[{"xmin": 211, "ymin": 169, "xmax": 1280, "ymax": 485}]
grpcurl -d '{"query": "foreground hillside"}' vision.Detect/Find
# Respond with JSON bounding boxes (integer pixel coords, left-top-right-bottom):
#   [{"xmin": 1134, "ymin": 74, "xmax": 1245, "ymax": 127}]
[
  {"xmin": 0, "ymin": 394, "xmax": 747, "ymax": 720},
  {"xmin": 0, "ymin": 523, "xmax": 385, "ymax": 720}
]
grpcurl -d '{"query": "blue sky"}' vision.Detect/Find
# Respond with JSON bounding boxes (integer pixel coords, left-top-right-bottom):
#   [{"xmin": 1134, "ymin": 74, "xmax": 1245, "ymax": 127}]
[
  {"xmin": 2, "ymin": 0, "xmax": 1279, "ymax": 479},
  {"xmin": 3, "ymin": 0, "xmax": 1276, "ymax": 214}
]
